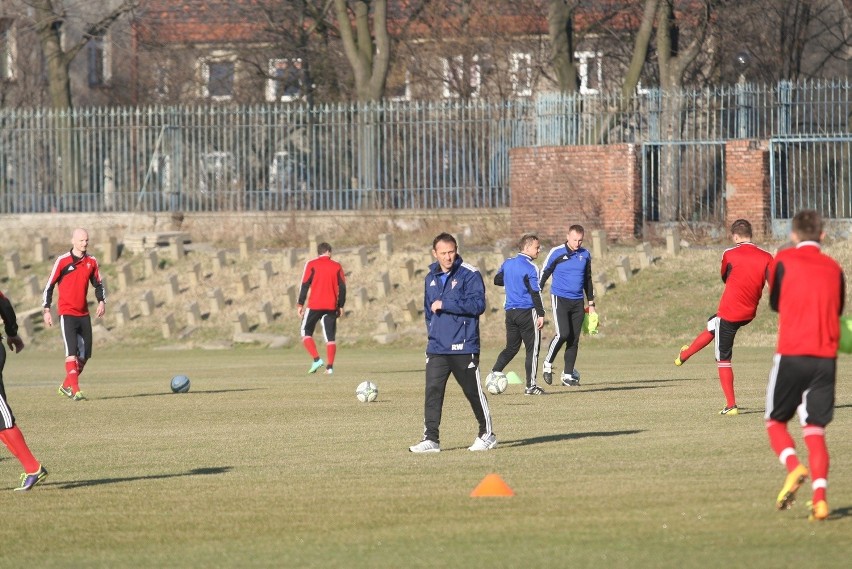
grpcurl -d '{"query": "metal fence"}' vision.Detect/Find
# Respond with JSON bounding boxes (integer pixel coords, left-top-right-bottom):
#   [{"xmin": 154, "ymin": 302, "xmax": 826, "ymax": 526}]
[{"xmin": 1, "ymin": 78, "xmax": 850, "ymax": 217}]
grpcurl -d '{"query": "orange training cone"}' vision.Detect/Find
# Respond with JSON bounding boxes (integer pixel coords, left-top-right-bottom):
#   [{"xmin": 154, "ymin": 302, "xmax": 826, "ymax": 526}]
[{"xmin": 470, "ymin": 473, "xmax": 514, "ymax": 497}]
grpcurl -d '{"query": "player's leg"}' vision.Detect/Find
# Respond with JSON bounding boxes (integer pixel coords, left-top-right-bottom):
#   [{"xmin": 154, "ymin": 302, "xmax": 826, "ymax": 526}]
[
  {"xmin": 59, "ymin": 316, "xmax": 83, "ymax": 398},
  {"xmin": 560, "ymin": 300, "xmax": 585, "ymax": 386},
  {"xmin": 300, "ymin": 310, "xmax": 324, "ymax": 373},
  {"xmin": 765, "ymin": 354, "xmax": 809, "ymax": 510},
  {"xmin": 675, "ymin": 315, "xmax": 716, "ymax": 366},
  {"xmin": 421, "ymin": 354, "xmax": 453, "ymax": 444},
  {"xmin": 715, "ymin": 318, "xmax": 746, "ymax": 414},
  {"xmin": 71, "ymin": 317, "xmax": 93, "ymax": 399},
  {"xmin": 0, "ymin": 358, "xmax": 45, "ymax": 489},
  {"xmin": 492, "ymin": 309, "xmax": 523, "ymax": 373},
  {"xmin": 320, "ymin": 312, "xmax": 338, "ymax": 374},
  {"xmin": 798, "ymin": 357, "xmax": 835, "ymax": 520},
  {"xmin": 519, "ymin": 308, "xmax": 541, "ymax": 389},
  {"xmin": 542, "ymin": 295, "xmax": 568, "ymax": 384},
  {"xmin": 450, "ymin": 354, "xmax": 496, "ymax": 450}
]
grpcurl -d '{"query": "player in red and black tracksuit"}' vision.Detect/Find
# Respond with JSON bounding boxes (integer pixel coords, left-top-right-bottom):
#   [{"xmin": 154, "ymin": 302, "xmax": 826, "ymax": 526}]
[
  {"xmin": 42, "ymin": 228, "xmax": 106, "ymax": 401},
  {"xmin": 297, "ymin": 242, "xmax": 346, "ymax": 374},
  {"xmin": 765, "ymin": 210, "xmax": 844, "ymax": 521},
  {"xmin": 675, "ymin": 219, "xmax": 772, "ymax": 415},
  {"xmin": 409, "ymin": 233, "xmax": 495, "ymax": 453},
  {"xmin": 1, "ymin": 290, "xmax": 48, "ymax": 490}
]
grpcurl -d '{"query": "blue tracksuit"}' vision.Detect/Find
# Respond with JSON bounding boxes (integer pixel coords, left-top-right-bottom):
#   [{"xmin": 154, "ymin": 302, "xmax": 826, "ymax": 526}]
[
  {"xmin": 540, "ymin": 245, "xmax": 594, "ymax": 301},
  {"xmin": 495, "ymin": 253, "xmax": 545, "ymax": 315},
  {"xmin": 424, "ymin": 255, "xmax": 485, "ymax": 354}
]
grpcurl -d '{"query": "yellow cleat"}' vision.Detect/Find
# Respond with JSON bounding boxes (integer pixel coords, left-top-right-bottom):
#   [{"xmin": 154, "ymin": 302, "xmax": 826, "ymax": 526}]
[
  {"xmin": 776, "ymin": 464, "xmax": 809, "ymax": 510},
  {"xmin": 808, "ymin": 500, "xmax": 829, "ymax": 521},
  {"xmin": 674, "ymin": 345, "xmax": 689, "ymax": 366},
  {"xmin": 719, "ymin": 405, "xmax": 739, "ymax": 416}
]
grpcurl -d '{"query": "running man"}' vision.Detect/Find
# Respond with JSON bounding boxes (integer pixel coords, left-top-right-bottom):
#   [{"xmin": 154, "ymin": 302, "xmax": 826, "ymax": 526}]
[{"xmin": 765, "ymin": 210, "xmax": 844, "ymax": 521}]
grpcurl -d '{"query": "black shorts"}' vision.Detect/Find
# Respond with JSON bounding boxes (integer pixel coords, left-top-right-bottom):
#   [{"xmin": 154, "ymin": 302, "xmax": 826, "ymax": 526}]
[
  {"xmin": 765, "ymin": 354, "xmax": 836, "ymax": 426},
  {"xmin": 708, "ymin": 315, "xmax": 752, "ymax": 361},
  {"xmin": 300, "ymin": 309, "xmax": 338, "ymax": 342},
  {"xmin": 60, "ymin": 314, "xmax": 93, "ymax": 360}
]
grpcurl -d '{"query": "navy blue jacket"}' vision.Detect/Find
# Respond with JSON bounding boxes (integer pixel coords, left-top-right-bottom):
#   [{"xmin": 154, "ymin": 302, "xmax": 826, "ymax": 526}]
[{"xmin": 424, "ymin": 255, "xmax": 485, "ymax": 354}]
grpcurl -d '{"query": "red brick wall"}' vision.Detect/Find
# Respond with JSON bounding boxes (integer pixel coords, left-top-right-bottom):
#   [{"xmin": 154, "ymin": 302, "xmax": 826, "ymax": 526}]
[
  {"xmin": 510, "ymin": 144, "xmax": 641, "ymax": 244},
  {"xmin": 724, "ymin": 140, "xmax": 771, "ymax": 238},
  {"xmin": 510, "ymin": 141, "xmax": 772, "ymax": 243}
]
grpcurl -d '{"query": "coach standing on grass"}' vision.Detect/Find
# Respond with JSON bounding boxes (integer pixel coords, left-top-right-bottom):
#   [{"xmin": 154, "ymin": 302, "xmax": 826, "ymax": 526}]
[
  {"xmin": 765, "ymin": 210, "xmax": 844, "ymax": 522},
  {"xmin": 539, "ymin": 224, "xmax": 596, "ymax": 387},
  {"xmin": 409, "ymin": 232, "xmax": 496, "ymax": 453},
  {"xmin": 489, "ymin": 233, "xmax": 547, "ymax": 395},
  {"xmin": 42, "ymin": 228, "xmax": 106, "ymax": 402}
]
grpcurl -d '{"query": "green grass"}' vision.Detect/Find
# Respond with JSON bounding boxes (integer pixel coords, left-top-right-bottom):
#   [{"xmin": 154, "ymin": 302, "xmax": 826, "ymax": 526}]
[{"xmin": 2, "ymin": 344, "xmax": 850, "ymax": 568}]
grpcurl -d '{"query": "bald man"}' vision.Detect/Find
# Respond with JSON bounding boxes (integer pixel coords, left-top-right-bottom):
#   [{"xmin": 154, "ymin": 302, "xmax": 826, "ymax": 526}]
[{"xmin": 42, "ymin": 228, "xmax": 106, "ymax": 401}]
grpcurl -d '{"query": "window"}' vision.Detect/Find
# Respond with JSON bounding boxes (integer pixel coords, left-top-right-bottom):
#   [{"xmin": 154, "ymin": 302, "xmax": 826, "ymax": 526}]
[
  {"xmin": 266, "ymin": 58, "xmax": 303, "ymax": 102},
  {"xmin": 0, "ymin": 19, "xmax": 16, "ymax": 81},
  {"xmin": 87, "ymin": 33, "xmax": 112, "ymax": 87},
  {"xmin": 576, "ymin": 51, "xmax": 602, "ymax": 94},
  {"xmin": 200, "ymin": 54, "xmax": 236, "ymax": 101},
  {"xmin": 153, "ymin": 63, "xmax": 170, "ymax": 100},
  {"xmin": 441, "ymin": 54, "xmax": 481, "ymax": 99},
  {"xmin": 510, "ymin": 52, "xmax": 532, "ymax": 97}
]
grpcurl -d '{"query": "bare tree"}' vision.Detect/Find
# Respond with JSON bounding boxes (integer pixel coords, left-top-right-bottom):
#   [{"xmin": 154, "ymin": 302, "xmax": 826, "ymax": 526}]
[
  {"xmin": 334, "ymin": 0, "xmax": 390, "ymax": 102},
  {"xmin": 548, "ymin": 0, "xmax": 578, "ymax": 93}
]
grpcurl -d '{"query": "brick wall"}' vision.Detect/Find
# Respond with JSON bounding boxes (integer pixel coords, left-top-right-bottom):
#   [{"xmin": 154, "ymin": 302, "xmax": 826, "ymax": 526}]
[
  {"xmin": 724, "ymin": 140, "xmax": 771, "ymax": 238},
  {"xmin": 510, "ymin": 141, "xmax": 771, "ymax": 243},
  {"xmin": 510, "ymin": 144, "xmax": 641, "ymax": 244}
]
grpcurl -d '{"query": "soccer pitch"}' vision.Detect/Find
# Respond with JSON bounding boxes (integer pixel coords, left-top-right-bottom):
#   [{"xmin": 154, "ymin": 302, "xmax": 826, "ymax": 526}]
[{"xmin": 2, "ymin": 345, "xmax": 850, "ymax": 568}]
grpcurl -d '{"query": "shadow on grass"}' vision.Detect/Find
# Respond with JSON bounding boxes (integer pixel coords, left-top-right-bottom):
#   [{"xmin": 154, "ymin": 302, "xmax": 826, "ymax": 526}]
[
  {"xmin": 97, "ymin": 388, "xmax": 267, "ymax": 400},
  {"xmin": 496, "ymin": 429, "xmax": 643, "ymax": 449},
  {"xmin": 52, "ymin": 466, "xmax": 234, "ymax": 490},
  {"xmin": 827, "ymin": 505, "xmax": 852, "ymax": 520},
  {"xmin": 544, "ymin": 385, "xmax": 668, "ymax": 395}
]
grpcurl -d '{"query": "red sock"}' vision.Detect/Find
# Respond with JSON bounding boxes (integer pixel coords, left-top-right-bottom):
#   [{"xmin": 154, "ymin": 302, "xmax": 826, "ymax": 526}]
[
  {"xmin": 326, "ymin": 342, "xmax": 336, "ymax": 367},
  {"xmin": 76, "ymin": 356, "xmax": 86, "ymax": 376},
  {"xmin": 63, "ymin": 360, "xmax": 80, "ymax": 392},
  {"xmin": 803, "ymin": 425, "xmax": 829, "ymax": 503},
  {"xmin": 681, "ymin": 330, "xmax": 714, "ymax": 361},
  {"xmin": 717, "ymin": 361, "xmax": 735, "ymax": 407},
  {"xmin": 766, "ymin": 419, "xmax": 800, "ymax": 471},
  {"xmin": 302, "ymin": 337, "xmax": 320, "ymax": 359},
  {"xmin": 0, "ymin": 426, "xmax": 40, "ymax": 473}
]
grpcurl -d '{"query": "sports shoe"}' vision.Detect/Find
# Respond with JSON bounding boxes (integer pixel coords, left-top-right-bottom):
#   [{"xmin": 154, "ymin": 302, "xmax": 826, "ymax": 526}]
[
  {"xmin": 14, "ymin": 466, "xmax": 48, "ymax": 492},
  {"xmin": 308, "ymin": 359, "xmax": 324, "ymax": 374},
  {"xmin": 58, "ymin": 386, "xmax": 73, "ymax": 399},
  {"xmin": 776, "ymin": 464, "xmax": 809, "ymax": 510},
  {"xmin": 524, "ymin": 385, "xmax": 547, "ymax": 395},
  {"xmin": 561, "ymin": 372, "xmax": 580, "ymax": 387},
  {"xmin": 468, "ymin": 433, "xmax": 498, "ymax": 451},
  {"xmin": 409, "ymin": 439, "xmax": 441, "ymax": 453},
  {"xmin": 808, "ymin": 500, "xmax": 829, "ymax": 521},
  {"xmin": 72, "ymin": 391, "xmax": 87, "ymax": 401},
  {"xmin": 719, "ymin": 405, "xmax": 739, "ymax": 416},
  {"xmin": 325, "ymin": 368, "xmax": 334, "ymax": 375},
  {"xmin": 542, "ymin": 369, "xmax": 553, "ymax": 385},
  {"xmin": 674, "ymin": 345, "xmax": 689, "ymax": 366}
]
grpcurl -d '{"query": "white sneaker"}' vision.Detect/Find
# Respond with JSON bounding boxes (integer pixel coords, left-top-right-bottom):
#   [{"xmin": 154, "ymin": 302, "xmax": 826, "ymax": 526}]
[
  {"xmin": 409, "ymin": 439, "xmax": 441, "ymax": 453},
  {"xmin": 468, "ymin": 433, "xmax": 498, "ymax": 451}
]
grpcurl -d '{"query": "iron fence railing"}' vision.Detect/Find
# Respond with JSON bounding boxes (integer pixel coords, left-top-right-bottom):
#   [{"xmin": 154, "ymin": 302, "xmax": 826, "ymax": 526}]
[{"xmin": 0, "ymin": 78, "xmax": 850, "ymax": 216}]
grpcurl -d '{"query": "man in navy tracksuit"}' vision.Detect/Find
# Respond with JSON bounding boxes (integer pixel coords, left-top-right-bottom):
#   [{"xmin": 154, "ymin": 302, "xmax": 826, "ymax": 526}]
[
  {"xmin": 490, "ymin": 233, "xmax": 547, "ymax": 395},
  {"xmin": 409, "ymin": 233, "xmax": 496, "ymax": 453},
  {"xmin": 540, "ymin": 224, "xmax": 596, "ymax": 387}
]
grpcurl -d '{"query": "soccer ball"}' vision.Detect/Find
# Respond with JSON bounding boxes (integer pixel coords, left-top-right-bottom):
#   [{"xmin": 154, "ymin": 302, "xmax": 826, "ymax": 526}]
[
  {"xmin": 355, "ymin": 381, "xmax": 379, "ymax": 403},
  {"xmin": 170, "ymin": 375, "xmax": 190, "ymax": 393},
  {"xmin": 485, "ymin": 371, "xmax": 508, "ymax": 395}
]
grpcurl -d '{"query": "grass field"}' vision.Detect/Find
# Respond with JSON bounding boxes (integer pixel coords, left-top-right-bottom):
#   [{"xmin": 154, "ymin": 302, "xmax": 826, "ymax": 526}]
[{"xmin": 1, "ymin": 344, "xmax": 850, "ymax": 568}]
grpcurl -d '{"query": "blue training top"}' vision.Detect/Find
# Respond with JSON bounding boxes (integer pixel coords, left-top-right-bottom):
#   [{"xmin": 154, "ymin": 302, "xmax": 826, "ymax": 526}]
[
  {"xmin": 494, "ymin": 253, "xmax": 545, "ymax": 316},
  {"xmin": 540, "ymin": 244, "xmax": 594, "ymax": 301}
]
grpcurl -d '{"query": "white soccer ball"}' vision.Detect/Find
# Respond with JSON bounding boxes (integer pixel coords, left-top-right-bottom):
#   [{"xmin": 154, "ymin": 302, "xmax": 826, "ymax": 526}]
[
  {"xmin": 485, "ymin": 372, "xmax": 508, "ymax": 395},
  {"xmin": 355, "ymin": 381, "xmax": 379, "ymax": 403}
]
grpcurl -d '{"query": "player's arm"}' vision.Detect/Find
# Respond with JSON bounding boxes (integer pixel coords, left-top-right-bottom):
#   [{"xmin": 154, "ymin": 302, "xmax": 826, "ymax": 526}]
[
  {"xmin": 523, "ymin": 274, "xmax": 546, "ymax": 317},
  {"xmin": 337, "ymin": 269, "xmax": 347, "ymax": 313},
  {"xmin": 583, "ymin": 258, "xmax": 596, "ymax": 311},
  {"xmin": 91, "ymin": 263, "xmax": 107, "ymax": 317},
  {"xmin": 839, "ymin": 272, "xmax": 846, "ymax": 315},
  {"xmin": 768, "ymin": 261, "xmax": 784, "ymax": 312},
  {"xmin": 539, "ymin": 252, "xmax": 557, "ymax": 288},
  {"xmin": 493, "ymin": 269, "xmax": 504, "ymax": 287},
  {"xmin": 0, "ymin": 292, "xmax": 19, "ymax": 338},
  {"xmin": 297, "ymin": 267, "xmax": 314, "ymax": 306}
]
